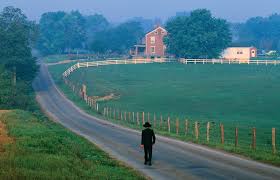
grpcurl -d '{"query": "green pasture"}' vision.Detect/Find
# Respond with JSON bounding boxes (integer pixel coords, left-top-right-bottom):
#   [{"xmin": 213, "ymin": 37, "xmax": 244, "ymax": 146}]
[{"xmin": 49, "ymin": 62, "xmax": 280, "ymax": 165}]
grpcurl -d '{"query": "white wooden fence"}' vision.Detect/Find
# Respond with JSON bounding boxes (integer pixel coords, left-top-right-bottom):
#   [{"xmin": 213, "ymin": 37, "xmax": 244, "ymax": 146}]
[
  {"xmin": 179, "ymin": 58, "xmax": 280, "ymax": 65},
  {"xmin": 62, "ymin": 58, "xmax": 175, "ymax": 77},
  {"xmin": 62, "ymin": 58, "xmax": 280, "ymax": 77}
]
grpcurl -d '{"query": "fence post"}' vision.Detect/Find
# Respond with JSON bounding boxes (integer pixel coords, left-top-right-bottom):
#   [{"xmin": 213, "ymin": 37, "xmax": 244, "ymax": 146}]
[
  {"xmin": 103, "ymin": 108, "xmax": 106, "ymax": 116},
  {"xmin": 252, "ymin": 127, "xmax": 256, "ymax": 150},
  {"xmin": 148, "ymin": 112, "xmax": 150, "ymax": 123},
  {"xmin": 128, "ymin": 112, "xmax": 131, "ymax": 122},
  {"xmin": 206, "ymin": 122, "xmax": 210, "ymax": 143},
  {"xmin": 220, "ymin": 124, "xmax": 224, "ymax": 145},
  {"xmin": 153, "ymin": 113, "xmax": 156, "ymax": 128},
  {"xmin": 235, "ymin": 127, "xmax": 238, "ymax": 148},
  {"xmin": 167, "ymin": 116, "xmax": 171, "ymax": 133},
  {"xmin": 137, "ymin": 112, "xmax": 140, "ymax": 125},
  {"xmin": 114, "ymin": 109, "xmax": 116, "ymax": 120},
  {"xmin": 124, "ymin": 111, "xmax": 127, "ymax": 121},
  {"xmin": 195, "ymin": 121, "xmax": 199, "ymax": 141},
  {"xmin": 132, "ymin": 112, "xmax": 135, "ymax": 123},
  {"xmin": 185, "ymin": 120, "xmax": 189, "ymax": 135},
  {"xmin": 142, "ymin": 112, "xmax": 145, "ymax": 125},
  {"xmin": 176, "ymin": 119, "xmax": 179, "ymax": 135},
  {"xmin": 121, "ymin": 111, "xmax": 123, "ymax": 121},
  {"xmin": 272, "ymin": 128, "xmax": 276, "ymax": 154},
  {"xmin": 96, "ymin": 103, "xmax": 99, "ymax": 112},
  {"xmin": 160, "ymin": 115, "xmax": 163, "ymax": 130}
]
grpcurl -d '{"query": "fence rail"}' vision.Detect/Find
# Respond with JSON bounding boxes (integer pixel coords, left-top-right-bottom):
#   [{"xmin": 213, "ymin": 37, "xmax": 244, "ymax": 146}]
[
  {"xmin": 62, "ymin": 58, "xmax": 176, "ymax": 77},
  {"xmin": 179, "ymin": 58, "xmax": 280, "ymax": 65},
  {"xmin": 63, "ymin": 58, "xmax": 280, "ymax": 77}
]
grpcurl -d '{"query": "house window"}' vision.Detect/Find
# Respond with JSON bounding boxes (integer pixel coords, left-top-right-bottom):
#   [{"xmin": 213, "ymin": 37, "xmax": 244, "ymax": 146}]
[
  {"xmin": 237, "ymin": 51, "xmax": 243, "ymax": 54},
  {"xmin": 252, "ymin": 50, "xmax": 255, "ymax": 54},
  {"xmin": 150, "ymin": 36, "xmax": 155, "ymax": 44},
  {"xmin": 151, "ymin": 46, "xmax": 155, "ymax": 53}
]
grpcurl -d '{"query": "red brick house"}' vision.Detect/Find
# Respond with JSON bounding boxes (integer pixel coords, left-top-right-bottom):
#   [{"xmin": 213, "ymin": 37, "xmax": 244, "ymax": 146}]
[{"xmin": 130, "ymin": 26, "xmax": 167, "ymax": 57}]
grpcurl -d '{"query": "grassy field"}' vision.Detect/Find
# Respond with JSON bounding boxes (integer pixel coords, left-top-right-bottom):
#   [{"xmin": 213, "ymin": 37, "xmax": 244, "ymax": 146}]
[
  {"xmin": 49, "ymin": 61, "xmax": 280, "ymax": 165},
  {"xmin": 0, "ymin": 110, "xmax": 145, "ymax": 179}
]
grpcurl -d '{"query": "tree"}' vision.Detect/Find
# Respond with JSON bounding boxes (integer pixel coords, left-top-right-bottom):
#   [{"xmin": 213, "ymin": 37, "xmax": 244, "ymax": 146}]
[
  {"xmin": 85, "ymin": 14, "xmax": 109, "ymax": 47},
  {"xmin": 0, "ymin": 6, "xmax": 38, "ymax": 110},
  {"xmin": 0, "ymin": 6, "xmax": 38, "ymax": 82},
  {"xmin": 235, "ymin": 14, "xmax": 280, "ymax": 51},
  {"xmin": 90, "ymin": 21, "xmax": 144, "ymax": 54},
  {"xmin": 165, "ymin": 9, "xmax": 232, "ymax": 58},
  {"xmin": 37, "ymin": 11, "xmax": 86, "ymax": 55},
  {"xmin": 62, "ymin": 11, "xmax": 86, "ymax": 52},
  {"xmin": 37, "ymin": 11, "xmax": 67, "ymax": 55}
]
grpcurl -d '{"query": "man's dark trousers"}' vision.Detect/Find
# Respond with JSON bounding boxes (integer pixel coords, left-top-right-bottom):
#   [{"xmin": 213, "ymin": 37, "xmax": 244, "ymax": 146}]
[{"xmin": 144, "ymin": 145, "xmax": 152, "ymax": 163}]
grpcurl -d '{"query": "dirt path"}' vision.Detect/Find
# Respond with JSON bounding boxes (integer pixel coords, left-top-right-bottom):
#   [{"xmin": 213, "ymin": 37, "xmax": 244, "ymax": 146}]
[{"xmin": 0, "ymin": 111, "xmax": 13, "ymax": 152}]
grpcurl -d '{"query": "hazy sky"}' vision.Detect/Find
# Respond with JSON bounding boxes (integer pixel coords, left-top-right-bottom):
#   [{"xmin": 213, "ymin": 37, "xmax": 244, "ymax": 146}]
[{"xmin": 1, "ymin": 0, "xmax": 280, "ymax": 23}]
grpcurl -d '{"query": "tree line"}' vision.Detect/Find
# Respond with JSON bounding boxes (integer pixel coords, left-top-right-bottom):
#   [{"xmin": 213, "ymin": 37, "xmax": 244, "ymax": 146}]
[
  {"xmin": 36, "ymin": 8, "xmax": 280, "ymax": 58},
  {"xmin": 232, "ymin": 14, "xmax": 280, "ymax": 53},
  {"xmin": 37, "ymin": 11, "xmax": 144, "ymax": 55}
]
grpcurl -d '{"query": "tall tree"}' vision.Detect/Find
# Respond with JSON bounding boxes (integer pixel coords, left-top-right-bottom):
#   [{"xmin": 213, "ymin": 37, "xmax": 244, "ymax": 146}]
[
  {"xmin": 85, "ymin": 14, "xmax": 109, "ymax": 40},
  {"xmin": 37, "ymin": 11, "xmax": 86, "ymax": 55},
  {"xmin": 63, "ymin": 11, "xmax": 86, "ymax": 52},
  {"xmin": 37, "ymin": 11, "xmax": 67, "ymax": 55},
  {"xmin": 0, "ymin": 6, "xmax": 38, "ymax": 110},
  {"xmin": 0, "ymin": 6, "xmax": 38, "ymax": 82},
  {"xmin": 165, "ymin": 9, "xmax": 232, "ymax": 58}
]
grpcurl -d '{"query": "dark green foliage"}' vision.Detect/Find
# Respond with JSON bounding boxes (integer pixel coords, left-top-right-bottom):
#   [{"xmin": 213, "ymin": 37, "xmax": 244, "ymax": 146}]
[
  {"xmin": 234, "ymin": 14, "xmax": 280, "ymax": 51},
  {"xmin": 37, "ymin": 11, "xmax": 87, "ymax": 55},
  {"xmin": 0, "ymin": 6, "xmax": 38, "ymax": 110},
  {"xmin": 0, "ymin": 66, "xmax": 36, "ymax": 110},
  {"xmin": 90, "ymin": 21, "xmax": 144, "ymax": 54},
  {"xmin": 85, "ymin": 14, "xmax": 109, "ymax": 46},
  {"xmin": 0, "ymin": 6, "xmax": 38, "ymax": 82},
  {"xmin": 165, "ymin": 9, "xmax": 232, "ymax": 58},
  {"xmin": 37, "ymin": 10, "xmax": 145, "ymax": 55}
]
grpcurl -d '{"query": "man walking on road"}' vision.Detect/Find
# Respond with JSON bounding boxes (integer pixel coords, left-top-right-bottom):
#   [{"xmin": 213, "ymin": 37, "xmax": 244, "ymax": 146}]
[{"xmin": 141, "ymin": 122, "xmax": 156, "ymax": 166}]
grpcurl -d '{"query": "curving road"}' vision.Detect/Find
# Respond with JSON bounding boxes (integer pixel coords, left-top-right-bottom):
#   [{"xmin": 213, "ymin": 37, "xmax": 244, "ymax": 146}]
[{"xmin": 33, "ymin": 63, "xmax": 280, "ymax": 180}]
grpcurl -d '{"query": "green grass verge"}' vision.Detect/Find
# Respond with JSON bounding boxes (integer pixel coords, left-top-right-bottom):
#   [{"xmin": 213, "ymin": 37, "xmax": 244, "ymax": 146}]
[
  {"xmin": 48, "ymin": 62, "xmax": 280, "ymax": 166},
  {"xmin": 0, "ymin": 110, "xmax": 145, "ymax": 179}
]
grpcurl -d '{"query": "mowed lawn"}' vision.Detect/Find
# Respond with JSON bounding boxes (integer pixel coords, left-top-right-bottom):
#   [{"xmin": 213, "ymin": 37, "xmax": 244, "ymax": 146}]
[{"xmin": 62, "ymin": 63, "xmax": 280, "ymax": 129}]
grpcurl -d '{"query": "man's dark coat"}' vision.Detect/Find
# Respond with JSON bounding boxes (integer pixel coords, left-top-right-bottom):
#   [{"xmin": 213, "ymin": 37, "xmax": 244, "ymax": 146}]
[{"xmin": 141, "ymin": 128, "xmax": 156, "ymax": 163}]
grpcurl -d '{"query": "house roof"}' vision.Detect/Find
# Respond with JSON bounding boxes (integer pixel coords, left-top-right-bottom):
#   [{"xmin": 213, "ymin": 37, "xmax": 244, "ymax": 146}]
[
  {"xmin": 145, "ymin": 26, "xmax": 167, "ymax": 37},
  {"xmin": 227, "ymin": 47, "xmax": 256, "ymax": 49}
]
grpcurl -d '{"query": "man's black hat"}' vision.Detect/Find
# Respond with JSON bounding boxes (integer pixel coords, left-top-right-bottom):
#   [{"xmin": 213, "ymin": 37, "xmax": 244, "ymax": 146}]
[{"xmin": 143, "ymin": 122, "xmax": 152, "ymax": 128}]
